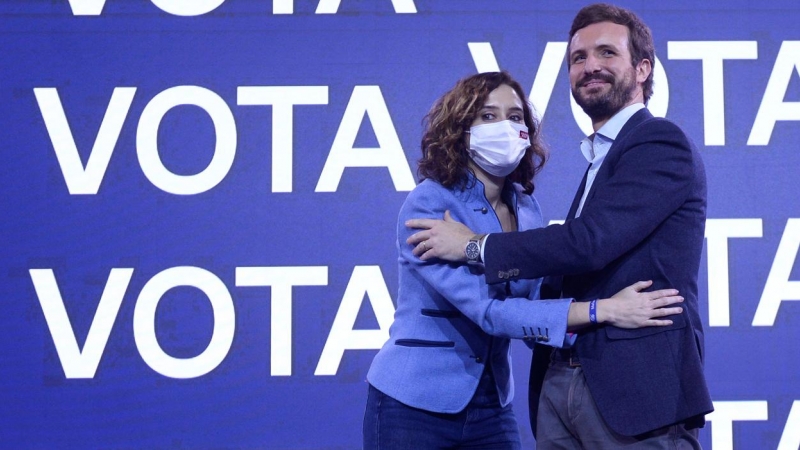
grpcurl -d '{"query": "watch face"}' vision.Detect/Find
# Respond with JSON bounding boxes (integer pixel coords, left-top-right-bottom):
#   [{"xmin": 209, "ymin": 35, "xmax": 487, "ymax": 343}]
[{"xmin": 466, "ymin": 242, "xmax": 480, "ymax": 260}]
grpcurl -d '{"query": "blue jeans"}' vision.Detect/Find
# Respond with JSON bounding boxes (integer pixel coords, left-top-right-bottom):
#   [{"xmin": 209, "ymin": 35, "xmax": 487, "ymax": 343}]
[{"xmin": 363, "ymin": 369, "xmax": 521, "ymax": 449}]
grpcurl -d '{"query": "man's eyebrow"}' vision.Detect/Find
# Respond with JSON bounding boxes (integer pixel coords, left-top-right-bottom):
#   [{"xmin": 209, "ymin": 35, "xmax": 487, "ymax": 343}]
[{"xmin": 595, "ymin": 43, "xmax": 618, "ymax": 51}]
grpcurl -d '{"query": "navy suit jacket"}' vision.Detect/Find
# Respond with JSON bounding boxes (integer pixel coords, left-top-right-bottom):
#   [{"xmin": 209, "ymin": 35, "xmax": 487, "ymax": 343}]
[{"xmin": 484, "ymin": 108, "xmax": 714, "ymax": 436}]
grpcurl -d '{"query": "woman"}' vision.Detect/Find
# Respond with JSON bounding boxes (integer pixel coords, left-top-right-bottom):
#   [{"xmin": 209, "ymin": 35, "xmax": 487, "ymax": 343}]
[{"xmin": 363, "ymin": 72, "xmax": 682, "ymax": 449}]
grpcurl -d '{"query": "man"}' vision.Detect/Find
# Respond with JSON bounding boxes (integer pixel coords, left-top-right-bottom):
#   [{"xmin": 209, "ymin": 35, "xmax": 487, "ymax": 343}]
[{"xmin": 407, "ymin": 3, "xmax": 713, "ymax": 447}]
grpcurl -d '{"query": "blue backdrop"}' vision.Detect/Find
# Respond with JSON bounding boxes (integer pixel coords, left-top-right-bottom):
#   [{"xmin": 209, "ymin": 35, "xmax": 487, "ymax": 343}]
[{"xmin": 1, "ymin": 1, "xmax": 799, "ymax": 448}]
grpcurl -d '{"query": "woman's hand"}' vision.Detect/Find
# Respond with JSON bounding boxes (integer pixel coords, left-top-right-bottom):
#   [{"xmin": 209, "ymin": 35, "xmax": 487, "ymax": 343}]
[{"xmin": 598, "ymin": 280, "xmax": 684, "ymax": 329}]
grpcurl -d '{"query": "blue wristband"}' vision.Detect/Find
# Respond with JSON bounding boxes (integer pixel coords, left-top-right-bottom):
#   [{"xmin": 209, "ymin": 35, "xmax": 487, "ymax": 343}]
[{"xmin": 589, "ymin": 299, "xmax": 598, "ymax": 324}]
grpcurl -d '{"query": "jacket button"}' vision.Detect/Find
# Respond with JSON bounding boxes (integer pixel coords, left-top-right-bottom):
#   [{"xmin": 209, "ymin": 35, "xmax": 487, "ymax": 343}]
[
  {"xmin": 481, "ymin": 207, "xmax": 488, "ymax": 214},
  {"xmin": 474, "ymin": 357, "xmax": 483, "ymax": 363}
]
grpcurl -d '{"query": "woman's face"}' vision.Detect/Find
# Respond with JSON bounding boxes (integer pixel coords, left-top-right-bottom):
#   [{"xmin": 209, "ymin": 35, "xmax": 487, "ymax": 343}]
[
  {"xmin": 466, "ymin": 84, "xmax": 525, "ymax": 150},
  {"xmin": 464, "ymin": 83, "xmax": 529, "ymax": 180},
  {"xmin": 470, "ymin": 84, "xmax": 525, "ymax": 128}
]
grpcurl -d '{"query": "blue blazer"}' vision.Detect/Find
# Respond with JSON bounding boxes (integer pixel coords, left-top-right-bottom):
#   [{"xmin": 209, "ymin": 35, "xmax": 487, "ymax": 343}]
[
  {"xmin": 367, "ymin": 176, "xmax": 572, "ymax": 413},
  {"xmin": 484, "ymin": 109, "xmax": 714, "ymax": 436}
]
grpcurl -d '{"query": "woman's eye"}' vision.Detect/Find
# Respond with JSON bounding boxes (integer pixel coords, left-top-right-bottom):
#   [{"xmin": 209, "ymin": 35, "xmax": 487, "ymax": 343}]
[{"xmin": 509, "ymin": 114, "xmax": 523, "ymax": 122}]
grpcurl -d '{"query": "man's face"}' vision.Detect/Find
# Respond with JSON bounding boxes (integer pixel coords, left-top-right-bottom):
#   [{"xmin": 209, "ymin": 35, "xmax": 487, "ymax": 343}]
[{"xmin": 568, "ymin": 21, "xmax": 646, "ymax": 122}]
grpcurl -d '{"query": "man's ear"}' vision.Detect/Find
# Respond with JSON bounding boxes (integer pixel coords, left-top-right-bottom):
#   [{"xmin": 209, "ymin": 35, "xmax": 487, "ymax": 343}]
[{"xmin": 636, "ymin": 59, "xmax": 652, "ymax": 84}]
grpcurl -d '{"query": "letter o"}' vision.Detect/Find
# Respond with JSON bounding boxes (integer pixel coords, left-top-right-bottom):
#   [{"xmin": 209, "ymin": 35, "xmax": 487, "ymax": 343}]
[
  {"xmin": 133, "ymin": 266, "xmax": 235, "ymax": 379},
  {"xmin": 150, "ymin": 0, "xmax": 225, "ymax": 16},
  {"xmin": 137, "ymin": 85, "xmax": 236, "ymax": 195}
]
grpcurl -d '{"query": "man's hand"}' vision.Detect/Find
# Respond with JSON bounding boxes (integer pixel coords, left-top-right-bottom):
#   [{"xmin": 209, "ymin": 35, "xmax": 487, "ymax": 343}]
[
  {"xmin": 599, "ymin": 280, "xmax": 685, "ymax": 329},
  {"xmin": 406, "ymin": 211, "xmax": 476, "ymax": 261}
]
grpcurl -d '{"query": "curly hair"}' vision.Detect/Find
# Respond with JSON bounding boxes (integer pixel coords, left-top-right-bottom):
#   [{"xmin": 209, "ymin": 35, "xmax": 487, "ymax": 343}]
[
  {"xmin": 417, "ymin": 71, "xmax": 547, "ymax": 195},
  {"xmin": 568, "ymin": 3, "xmax": 655, "ymax": 102}
]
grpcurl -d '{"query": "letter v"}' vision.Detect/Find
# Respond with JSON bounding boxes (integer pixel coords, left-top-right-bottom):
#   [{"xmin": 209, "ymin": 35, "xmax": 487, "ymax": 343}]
[
  {"xmin": 66, "ymin": 0, "xmax": 108, "ymax": 15},
  {"xmin": 467, "ymin": 42, "xmax": 567, "ymax": 121},
  {"xmin": 30, "ymin": 268, "xmax": 133, "ymax": 378},
  {"xmin": 34, "ymin": 87, "xmax": 135, "ymax": 194}
]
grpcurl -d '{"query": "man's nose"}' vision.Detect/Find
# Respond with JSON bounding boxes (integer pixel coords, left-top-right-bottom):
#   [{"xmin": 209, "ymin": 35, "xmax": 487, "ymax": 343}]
[{"xmin": 584, "ymin": 54, "xmax": 602, "ymax": 73}]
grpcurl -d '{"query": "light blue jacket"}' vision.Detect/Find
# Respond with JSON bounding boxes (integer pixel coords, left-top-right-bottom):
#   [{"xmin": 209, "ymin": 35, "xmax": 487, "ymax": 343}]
[{"xmin": 367, "ymin": 176, "xmax": 572, "ymax": 413}]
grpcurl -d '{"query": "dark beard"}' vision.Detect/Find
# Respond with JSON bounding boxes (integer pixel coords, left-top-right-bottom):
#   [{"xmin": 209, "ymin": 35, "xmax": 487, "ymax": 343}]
[{"xmin": 572, "ymin": 72, "xmax": 636, "ymax": 122}]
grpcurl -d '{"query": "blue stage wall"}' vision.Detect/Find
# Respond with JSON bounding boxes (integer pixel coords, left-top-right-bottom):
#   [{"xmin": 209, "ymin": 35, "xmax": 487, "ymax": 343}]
[{"xmin": 1, "ymin": 1, "xmax": 799, "ymax": 448}]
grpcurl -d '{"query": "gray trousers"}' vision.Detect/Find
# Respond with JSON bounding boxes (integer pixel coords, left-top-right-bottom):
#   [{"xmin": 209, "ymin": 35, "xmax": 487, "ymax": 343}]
[{"xmin": 535, "ymin": 362, "xmax": 702, "ymax": 449}]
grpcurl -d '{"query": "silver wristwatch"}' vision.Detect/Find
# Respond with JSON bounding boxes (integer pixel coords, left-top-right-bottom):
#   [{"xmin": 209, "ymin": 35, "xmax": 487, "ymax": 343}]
[{"xmin": 465, "ymin": 234, "xmax": 485, "ymax": 264}]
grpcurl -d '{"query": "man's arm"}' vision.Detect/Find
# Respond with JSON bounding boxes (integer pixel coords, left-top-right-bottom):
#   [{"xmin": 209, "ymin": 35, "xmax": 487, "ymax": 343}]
[
  {"xmin": 400, "ymin": 184, "xmax": 684, "ymax": 342},
  {"xmin": 398, "ymin": 185, "xmax": 572, "ymax": 343},
  {"xmin": 408, "ymin": 118, "xmax": 700, "ymax": 283},
  {"xmin": 484, "ymin": 119, "xmax": 699, "ymax": 283}
]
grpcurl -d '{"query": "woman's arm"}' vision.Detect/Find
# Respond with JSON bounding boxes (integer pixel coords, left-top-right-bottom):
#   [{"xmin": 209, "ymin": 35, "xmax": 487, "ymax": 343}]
[{"xmin": 398, "ymin": 183, "xmax": 682, "ymax": 346}]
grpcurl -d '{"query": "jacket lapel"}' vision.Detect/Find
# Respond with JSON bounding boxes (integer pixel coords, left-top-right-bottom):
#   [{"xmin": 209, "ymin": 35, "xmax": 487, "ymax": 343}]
[
  {"xmin": 577, "ymin": 108, "xmax": 654, "ymax": 212},
  {"xmin": 566, "ymin": 165, "xmax": 591, "ymax": 220}
]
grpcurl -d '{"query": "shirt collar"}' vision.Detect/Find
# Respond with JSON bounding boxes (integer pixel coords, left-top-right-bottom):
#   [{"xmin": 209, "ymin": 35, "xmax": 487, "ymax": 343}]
[
  {"xmin": 579, "ymin": 103, "xmax": 645, "ymax": 163},
  {"xmin": 596, "ymin": 102, "xmax": 645, "ymax": 141}
]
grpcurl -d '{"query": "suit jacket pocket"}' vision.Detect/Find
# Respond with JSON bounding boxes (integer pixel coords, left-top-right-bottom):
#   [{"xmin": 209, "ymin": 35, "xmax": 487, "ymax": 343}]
[
  {"xmin": 395, "ymin": 339, "xmax": 455, "ymax": 348},
  {"xmin": 421, "ymin": 308, "xmax": 461, "ymax": 318},
  {"xmin": 605, "ymin": 312, "xmax": 686, "ymax": 340}
]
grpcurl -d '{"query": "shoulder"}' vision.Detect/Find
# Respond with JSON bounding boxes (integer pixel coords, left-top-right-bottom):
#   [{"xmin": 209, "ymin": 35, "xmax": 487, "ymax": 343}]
[
  {"xmin": 404, "ymin": 178, "xmax": 450, "ymax": 200},
  {"xmin": 402, "ymin": 179, "xmax": 452, "ymax": 208},
  {"xmin": 639, "ymin": 115, "xmax": 688, "ymax": 135},
  {"xmin": 613, "ymin": 113, "xmax": 705, "ymax": 179},
  {"xmin": 625, "ymin": 113, "xmax": 693, "ymax": 148},
  {"xmin": 613, "ymin": 113, "xmax": 701, "ymax": 166},
  {"xmin": 399, "ymin": 179, "xmax": 462, "ymax": 219}
]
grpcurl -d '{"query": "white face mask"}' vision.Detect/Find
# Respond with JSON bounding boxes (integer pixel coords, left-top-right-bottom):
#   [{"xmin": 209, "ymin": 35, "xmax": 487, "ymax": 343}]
[{"xmin": 467, "ymin": 120, "xmax": 530, "ymax": 177}]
